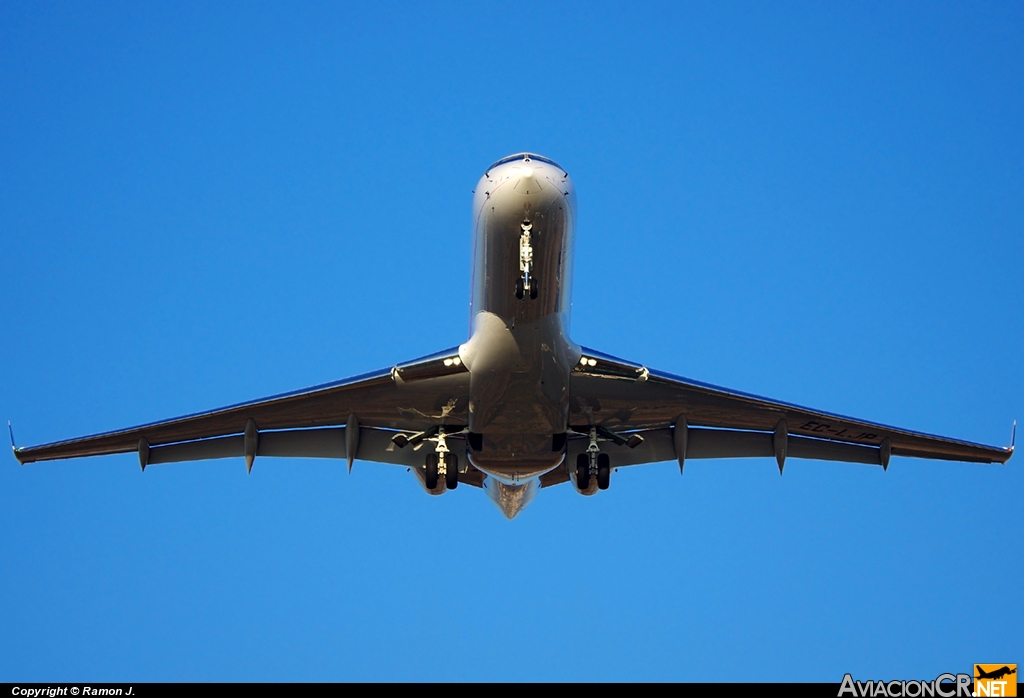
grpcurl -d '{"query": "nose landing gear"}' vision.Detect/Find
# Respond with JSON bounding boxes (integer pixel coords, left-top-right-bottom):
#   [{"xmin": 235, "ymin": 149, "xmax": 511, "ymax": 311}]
[{"xmin": 516, "ymin": 222, "xmax": 538, "ymax": 300}]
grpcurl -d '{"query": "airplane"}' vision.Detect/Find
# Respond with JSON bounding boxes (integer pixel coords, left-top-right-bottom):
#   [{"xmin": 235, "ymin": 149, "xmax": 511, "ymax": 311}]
[
  {"xmin": 976, "ymin": 666, "xmax": 1016, "ymax": 681},
  {"xmin": 10, "ymin": 152, "xmax": 1015, "ymax": 518}
]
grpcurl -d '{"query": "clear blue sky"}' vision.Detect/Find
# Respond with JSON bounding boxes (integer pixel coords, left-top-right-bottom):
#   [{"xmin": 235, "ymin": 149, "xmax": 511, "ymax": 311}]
[{"xmin": 1, "ymin": 1, "xmax": 1021, "ymax": 682}]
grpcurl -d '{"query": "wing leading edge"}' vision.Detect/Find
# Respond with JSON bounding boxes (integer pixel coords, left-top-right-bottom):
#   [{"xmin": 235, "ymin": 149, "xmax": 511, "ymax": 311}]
[{"xmin": 567, "ymin": 347, "xmax": 1013, "ymax": 469}]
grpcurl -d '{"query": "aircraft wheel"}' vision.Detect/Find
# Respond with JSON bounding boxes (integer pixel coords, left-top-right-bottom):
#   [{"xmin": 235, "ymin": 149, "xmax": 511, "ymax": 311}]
[
  {"xmin": 425, "ymin": 453, "xmax": 438, "ymax": 489},
  {"xmin": 515, "ymin": 277, "xmax": 525, "ymax": 300},
  {"xmin": 530, "ymin": 276, "xmax": 538, "ymax": 299},
  {"xmin": 597, "ymin": 453, "xmax": 611, "ymax": 490},
  {"xmin": 576, "ymin": 453, "xmax": 591, "ymax": 490},
  {"xmin": 444, "ymin": 453, "xmax": 458, "ymax": 490}
]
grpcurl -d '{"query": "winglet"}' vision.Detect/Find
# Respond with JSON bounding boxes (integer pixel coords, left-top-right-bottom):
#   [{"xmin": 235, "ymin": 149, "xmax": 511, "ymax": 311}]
[
  {"xmin": 8, "ymin": 421, "xmax": 24, "ymax": 464},
  {"xmin": 1010, "ymin": 420, "xmax": 1016, "ymax": 453}
]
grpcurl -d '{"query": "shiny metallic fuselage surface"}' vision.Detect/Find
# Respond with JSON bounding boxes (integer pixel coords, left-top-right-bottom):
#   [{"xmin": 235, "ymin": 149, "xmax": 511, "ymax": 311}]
[{"xmin": 459, "ymin": 154, "xmax": 580, "ymax": 484}]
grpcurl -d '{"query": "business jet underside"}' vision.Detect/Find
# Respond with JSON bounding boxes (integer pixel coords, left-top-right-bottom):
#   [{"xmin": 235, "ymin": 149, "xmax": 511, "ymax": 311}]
[{"xmin": 12, "ymin": 153, "xmax": 1013, "ymax": 519}]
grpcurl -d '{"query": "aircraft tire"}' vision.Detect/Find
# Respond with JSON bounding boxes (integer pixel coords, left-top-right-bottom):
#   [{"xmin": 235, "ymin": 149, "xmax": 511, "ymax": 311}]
[
  {"xmin": 597, "ymin": 453, "xmax": 610, "ymax": 490},
  {"xmin": 515, "ymin": 277, "xmax": 525, "ymax": 300},
  {"xmin": 530, "ymin": 276, "xmax": 538, "ymax": 299},
  {"xmin": 576, "ymin": 453, "xmax": 590, "ymax": 490},
  {"xmin": 444, "ymin": 453, "xmax": 458, "ymax": 490},
  {"xmin": 425, "ymin": 453, "xmax": 438, "ymax": 489}
]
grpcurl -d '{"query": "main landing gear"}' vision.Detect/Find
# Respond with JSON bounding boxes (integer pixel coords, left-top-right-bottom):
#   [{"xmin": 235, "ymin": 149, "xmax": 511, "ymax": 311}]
[
  {"xmin": 575, "ymin": 427, "xmax": 611, "ymax": 491},
  {"xmin": 575, "ymin": 452, "xmax": 610, "ymax": 490},
  {"xmin": 424, "ymin": 431, "xmax": 458, "ymax": 490},
  {"xmin": 391, "ymin": 425, "xmax": 461, "ymax": 492}
]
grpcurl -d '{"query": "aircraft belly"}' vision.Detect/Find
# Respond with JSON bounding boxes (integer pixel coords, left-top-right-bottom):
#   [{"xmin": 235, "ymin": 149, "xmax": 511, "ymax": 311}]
[
  {"xmin": 462, "ymin": 313, "xmax": 576, "ymax": 480},
  {"xmin": 469, "ymin": 439, "xmax": 564, "ymax": 482},
  {"xmin": 463, "ymin": 154, "xmax": 580, "ymax": 482}
]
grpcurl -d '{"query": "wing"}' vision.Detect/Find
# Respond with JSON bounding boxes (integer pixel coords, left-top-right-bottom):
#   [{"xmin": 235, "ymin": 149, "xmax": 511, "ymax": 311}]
[
  {"xmin": 13, "ymin": 347, "xmax": 470, "ymax": 470},
  {"xmin": 565, "ymin": 347, "xmax": 1013, "ymax": 471}
]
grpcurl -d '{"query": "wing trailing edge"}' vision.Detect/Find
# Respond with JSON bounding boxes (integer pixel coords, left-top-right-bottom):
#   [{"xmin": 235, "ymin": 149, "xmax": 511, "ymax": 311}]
[
  {"xmin": 12, "ymin": 347, "xmax": 471, "ymax": 466},
  {"xmin": 569, "ymin": 346, "xmax": 1012, "ymax": 467}
]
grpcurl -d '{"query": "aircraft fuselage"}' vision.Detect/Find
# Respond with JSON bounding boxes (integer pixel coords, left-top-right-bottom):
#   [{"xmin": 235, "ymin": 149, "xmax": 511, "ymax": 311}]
[{"xmin": 459, "ymin": 154, "xmax": 580, "ymax": 484}]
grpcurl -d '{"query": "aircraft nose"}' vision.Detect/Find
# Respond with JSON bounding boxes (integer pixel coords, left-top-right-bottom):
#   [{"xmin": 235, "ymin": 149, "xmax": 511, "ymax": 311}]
[{"xmin": 512, "ymin": 166, "xmax": 543, "ymax": 195}]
